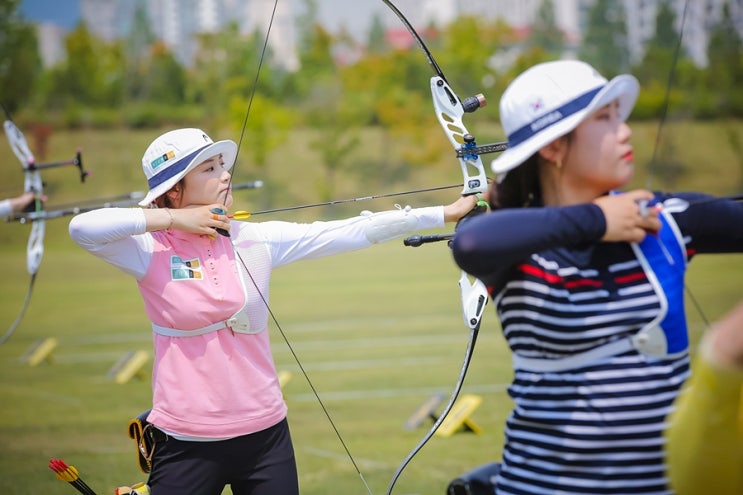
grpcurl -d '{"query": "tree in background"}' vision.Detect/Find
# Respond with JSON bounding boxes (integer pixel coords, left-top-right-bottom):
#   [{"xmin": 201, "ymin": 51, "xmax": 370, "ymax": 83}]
[
  {"xmin": 705, "ymin": 3, "xmax": 743, "ymax": 117},
  {"xmin": 634, "ymin": 0, "xmax": 688, "ymax": 85},
  {"xmin": 438, "ymin": 16, "xmax": 502, "ymax": 101},
  {"xmin": 367, "ymin": 13, "xmax": 387, "ymax": 55},
  {"xmin": 529, "ymin": 0, "xmax": 563, "ymax": 59},
  {"xmin": 633, "ymin": 1, "xmax": 692, "ymax": 187},
  {"xmin": 190, "ymin": 22, "xmax": 269, "ymax": 127},
  {"xmin": 41, "ymin": 23, "xmax": 126, "ymax": 126},
  {"xmin": 124, "ymin": 0, "xmax": 157, "ymax": 102},
  {"xmin": 706, "ymin": 3, "xmax": 743, "ymax": 191},
  {"xmin": 631, "ymin": 0, "xmax": 696, "ymax": 121},
  {"xmin": 288, "ymin": 7, "xmax": 364, "ymax": 184},
  {"xmin": 288, "ymin": 0, "xmax": 338, "ymax": 103},
  {"xmin": 309, "ymin": 119, "xmax": 360, "ymax": 205},
  {"xmin": 579, "ymin": 0, "xmax": 629, "ymax": 76},
  {"xmin": 228, "ymin": 93, "xmax": 294, "ymax": 209},
  {"xmin": 0, "ymin": 0, "xmax": 41, "ymax": 114}
]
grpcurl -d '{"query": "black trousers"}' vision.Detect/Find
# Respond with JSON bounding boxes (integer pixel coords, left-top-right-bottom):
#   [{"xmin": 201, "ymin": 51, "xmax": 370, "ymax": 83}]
[{"xmin": 148, "ymin": 418, "xmax": 298, "ymax": 495}]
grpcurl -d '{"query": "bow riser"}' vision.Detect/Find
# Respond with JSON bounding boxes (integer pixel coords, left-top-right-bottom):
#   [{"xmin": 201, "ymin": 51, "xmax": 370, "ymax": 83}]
[{"xmin": 430, "ymin": 76, "xmax": 489, "ymax": 196}]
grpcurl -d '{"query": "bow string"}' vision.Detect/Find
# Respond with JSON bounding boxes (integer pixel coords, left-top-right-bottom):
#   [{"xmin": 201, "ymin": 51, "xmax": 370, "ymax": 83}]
[
  {"xmin": 642, "ymin": 0, "xmax": 740, "ymax": 328},
  {"xmin": 221, "ymin": 1, "xmax": 503, "ymax": 493},
  {"xmin": 217, "ymin": 1, "xmax": 377, "ymax": 493}
]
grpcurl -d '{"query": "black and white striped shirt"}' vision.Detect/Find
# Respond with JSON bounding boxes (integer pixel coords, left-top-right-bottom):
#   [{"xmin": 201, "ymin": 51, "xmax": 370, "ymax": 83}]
[{"xmin": 452, "ymin": 192, "xmax": 743, "ymax": 495}]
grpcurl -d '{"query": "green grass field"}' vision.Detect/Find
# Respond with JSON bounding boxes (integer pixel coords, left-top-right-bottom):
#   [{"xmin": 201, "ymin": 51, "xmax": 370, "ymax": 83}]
[{"xmin": 0, "ymin": 121, "xmax": 741, "ymax": 494}]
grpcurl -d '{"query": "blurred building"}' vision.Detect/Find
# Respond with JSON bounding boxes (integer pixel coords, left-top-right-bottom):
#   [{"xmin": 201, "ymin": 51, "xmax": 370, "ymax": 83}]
[
  {"xmin": 32, "ymin": 0, "xmax": 743, "ymax": 70},
  {"xmin": 405, "ymin": 0, "xmax": 742, "ymax": 68},
  {"xmin": 458, "ymin": 0, "xmax": 741, "ymax": 67},
  {"xmin": 78, "ymin": 0, "xmax": 297, "ymax": 70},
  {"xmin": 36, "ymin": 22, "xmax": 68, "ymax": 68},
  {"xmin": 621, "ymin": 0, "xmax": 743, "ymax": 67}
]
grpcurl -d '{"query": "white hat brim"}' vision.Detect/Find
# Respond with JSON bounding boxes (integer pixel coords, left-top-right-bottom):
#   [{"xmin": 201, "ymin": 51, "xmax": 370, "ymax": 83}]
[
  {"xmin": 138, "ymin": 139, "xmax": 238, "ymax": 207},
  {"xmin": 491, "ymin": 74, "xmax": 639, "ymax": 177}
]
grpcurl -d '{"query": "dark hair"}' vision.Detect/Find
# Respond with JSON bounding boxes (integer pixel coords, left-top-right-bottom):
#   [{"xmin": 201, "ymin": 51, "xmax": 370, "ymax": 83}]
[
  {"xmin": 489, "ymin": 130, "xmax": 576, "ymax": 210},
  {"xmin": 489, "ymin": 152, "xmax": 541, "ymax": 210},
  {"xmin": 153, "ymin": 178, "xmax": 185, "ymax": 209}
]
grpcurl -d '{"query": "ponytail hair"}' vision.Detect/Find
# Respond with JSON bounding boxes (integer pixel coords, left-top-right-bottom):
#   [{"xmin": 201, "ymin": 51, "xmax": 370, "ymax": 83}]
[{"xmin": 489, "ymin": 153, "xmax": 541, "ymax": 210}]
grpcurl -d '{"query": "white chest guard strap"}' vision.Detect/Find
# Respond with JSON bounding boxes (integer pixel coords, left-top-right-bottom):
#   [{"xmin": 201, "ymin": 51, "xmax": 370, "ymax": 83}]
[{"xmin": 151, "ymin": 242, "xmax": 256, "ymax": 337}]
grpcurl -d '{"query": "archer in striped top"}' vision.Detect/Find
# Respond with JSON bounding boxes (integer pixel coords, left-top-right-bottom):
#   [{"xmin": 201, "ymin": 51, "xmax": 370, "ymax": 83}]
[{"xmin": 451, "ymin": 60, "xmax": 743, "ymax": 494}]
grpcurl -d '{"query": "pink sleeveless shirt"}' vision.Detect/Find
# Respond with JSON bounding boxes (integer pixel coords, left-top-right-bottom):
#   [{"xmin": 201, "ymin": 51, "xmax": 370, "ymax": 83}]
[{"xmin": 141, "ymin": 228, "xmax": 286, "ymax": 438}]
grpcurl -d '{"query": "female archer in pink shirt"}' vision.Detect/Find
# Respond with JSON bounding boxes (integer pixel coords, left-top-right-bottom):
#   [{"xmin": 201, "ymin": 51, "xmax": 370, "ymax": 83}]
[{"xmin": 69, "ymin": 128, "xmax": 481, "ymax": 495}]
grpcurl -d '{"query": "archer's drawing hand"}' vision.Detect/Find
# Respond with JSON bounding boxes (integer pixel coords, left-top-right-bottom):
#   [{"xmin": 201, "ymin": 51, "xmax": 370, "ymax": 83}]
[
  {"xmin": 594, "ymin": 189, "xmax": 661, "ymax": 243},
  {"xmin": 162, "ymin": 204, "xmax": 231, "ymax": 236}
]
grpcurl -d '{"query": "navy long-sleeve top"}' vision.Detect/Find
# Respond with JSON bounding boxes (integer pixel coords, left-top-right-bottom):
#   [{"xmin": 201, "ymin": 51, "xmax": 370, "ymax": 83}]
[{"xmin": 450, "ymin": 192, "xmax": 743, "ymax": 495}]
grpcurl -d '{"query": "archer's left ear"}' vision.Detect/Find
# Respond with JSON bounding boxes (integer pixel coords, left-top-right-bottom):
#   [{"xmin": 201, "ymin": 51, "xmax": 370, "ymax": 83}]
[{"xmin": 164, "ymin": 183, "xmax": 183, "ymax": 206}]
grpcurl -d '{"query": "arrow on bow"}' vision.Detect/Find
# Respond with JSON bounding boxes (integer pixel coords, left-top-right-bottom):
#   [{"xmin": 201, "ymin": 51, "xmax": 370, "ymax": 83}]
[
  {"xmin": 1, "ymin": 105, "xmax": 90, "ymax": 345},
  {"xmin": 4, "ymin": 180, "xmax": 263, "ymax": 224},
  {"xmin": 5, "ymin": 191, "xmax": 145, "ymax": 223}
]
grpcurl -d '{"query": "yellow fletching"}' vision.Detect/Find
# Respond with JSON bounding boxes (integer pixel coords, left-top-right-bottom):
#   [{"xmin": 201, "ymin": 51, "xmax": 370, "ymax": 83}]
[
  {"xmin": 55, "ymin": 467, "xmax": 78, "ymax": 482},
  {"xmin": 231, "ymin": 211, "xmax": 252, "ymax": 220}
]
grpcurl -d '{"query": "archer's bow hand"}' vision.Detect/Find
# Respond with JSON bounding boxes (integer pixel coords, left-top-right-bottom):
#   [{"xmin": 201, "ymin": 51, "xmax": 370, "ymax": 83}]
[
  {"xmin": 451, "ymin": 192, "xmax": 489, "ymax": 231},
  {"xmin": 13, "ymin": 191, "xmax": 39, "ymax": 213},
  {"xmin": 444, "ymin": 192, "xmax": 488, "ymax": 224}
]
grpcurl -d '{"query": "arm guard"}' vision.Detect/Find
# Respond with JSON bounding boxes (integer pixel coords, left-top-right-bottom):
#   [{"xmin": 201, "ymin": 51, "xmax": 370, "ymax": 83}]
[{"xmin": 362, "ymin": 205, "xmax": 420, "ymax": 244}]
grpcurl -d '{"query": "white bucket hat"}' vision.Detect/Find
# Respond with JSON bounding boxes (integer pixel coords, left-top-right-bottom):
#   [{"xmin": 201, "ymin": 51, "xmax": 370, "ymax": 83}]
[
  {"xmin": 491, "ymin": 60, "xmax": 639, "ymax": 176},
  {"xmin": 138, "ymin": 128, "xmax": 238, "ymax": 206}
]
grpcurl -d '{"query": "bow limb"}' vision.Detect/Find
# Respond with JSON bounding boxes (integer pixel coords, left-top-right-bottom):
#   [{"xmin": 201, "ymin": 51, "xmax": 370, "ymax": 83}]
[
  {"xmin": 380, "ymin": 2, "xmax": 493, "ymax": 494},
  {"xmin": 25, "ymin": 170, "xmax": 45, "ymax": 276},
  {"xmin": 385, "ymin": 329, "xmax": 480, "ymax": 494},
  {"xmin": 2, "ymin": 117, "xmax": 45, "ymax": 274},
  {"xmin": 385, "ymin": 272, "xmax": 487, "ymax": 495},
  {"xmin": 1, "ymin": 117, "xmax": 43, "ymax": 344}
]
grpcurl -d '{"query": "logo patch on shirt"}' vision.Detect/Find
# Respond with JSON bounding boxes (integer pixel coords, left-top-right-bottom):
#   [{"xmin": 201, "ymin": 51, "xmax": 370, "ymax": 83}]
[{"xmin": 170, "ymin": 255, "xmax": 203, "ymax": 280}]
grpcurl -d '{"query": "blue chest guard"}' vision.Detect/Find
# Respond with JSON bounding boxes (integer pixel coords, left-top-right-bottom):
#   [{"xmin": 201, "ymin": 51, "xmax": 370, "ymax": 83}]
[{"xmin": 630, "ymin": 203, "xmax": 689, "ymax": 358}]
